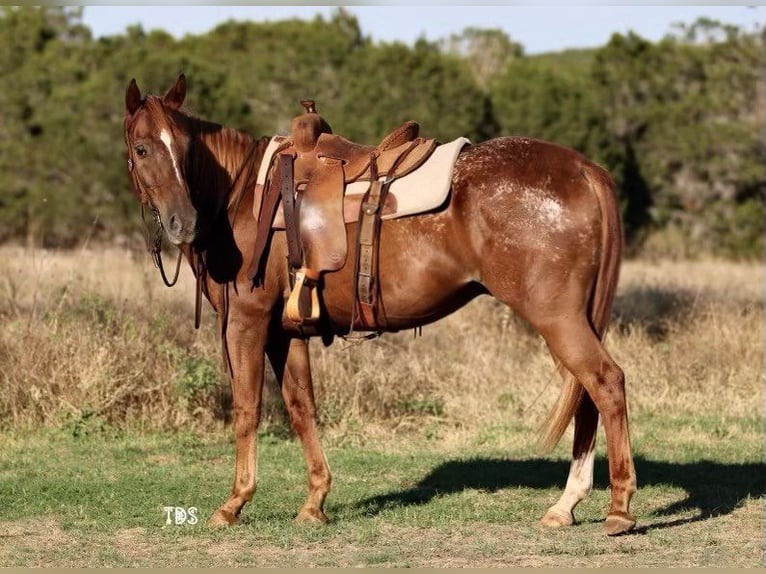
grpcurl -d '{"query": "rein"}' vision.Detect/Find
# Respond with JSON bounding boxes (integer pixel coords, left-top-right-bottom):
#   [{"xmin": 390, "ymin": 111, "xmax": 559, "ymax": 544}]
[{"xmin": 140, "ymin": 202, "xmax": 182, "ymax": 287}]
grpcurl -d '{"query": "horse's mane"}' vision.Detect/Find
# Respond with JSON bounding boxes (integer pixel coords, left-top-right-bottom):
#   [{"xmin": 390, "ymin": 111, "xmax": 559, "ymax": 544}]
[
  {"xmin": 184, "ymin": 113, "xmax": 269, "ymax": 215},
  {"xmin": 143, "ymin": 96, "xmax": 269, "ymax": 216}
]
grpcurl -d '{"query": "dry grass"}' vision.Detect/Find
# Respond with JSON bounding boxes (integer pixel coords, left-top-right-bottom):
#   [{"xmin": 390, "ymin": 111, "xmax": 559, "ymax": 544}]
[
  {"xmin": 0, "ymin": 246, "xmax": 762, "ymax": 439},
  {"xmin": 0, "ymin": 245, "xmax": 223, "ymax": 430}
]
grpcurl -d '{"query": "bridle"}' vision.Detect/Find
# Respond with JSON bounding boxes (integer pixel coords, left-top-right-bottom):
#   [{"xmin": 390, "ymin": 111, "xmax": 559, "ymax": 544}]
[
  {"xmin": 125, "ymin": 107, "xmax": 261, "ymax": 334},
  {"xmin": 124, "ymin": 112, "xmax": 192, "ymax": 325}
]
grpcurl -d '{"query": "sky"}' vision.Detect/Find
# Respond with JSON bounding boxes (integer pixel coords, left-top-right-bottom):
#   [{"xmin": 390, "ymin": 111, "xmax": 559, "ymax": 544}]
[{"xmin": 81, "ymin": 5, "xmax": 764, "ymax": 55}]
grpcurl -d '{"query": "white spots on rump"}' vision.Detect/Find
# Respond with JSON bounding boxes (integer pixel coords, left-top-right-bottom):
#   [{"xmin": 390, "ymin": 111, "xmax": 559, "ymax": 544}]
[
  {"xmin": 526, "ymin": 190, "xmax": 564, "ymax": 230},
  {"xmin": 489, "ymin": 182, "xmax": 567, "ymax": 233},
  {"xmin": 519, "ymin": 187, "xmax": 567, "ymax": 236},
  {"xmin": 160, "ymin": 128, "xmax": 184, "ymax": 187}
]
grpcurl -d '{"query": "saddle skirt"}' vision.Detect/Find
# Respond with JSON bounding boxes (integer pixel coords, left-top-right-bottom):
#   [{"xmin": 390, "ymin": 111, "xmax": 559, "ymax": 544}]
[{"xmin": 256, "ymin": 135, "xmax": 470, "ymax": 229}]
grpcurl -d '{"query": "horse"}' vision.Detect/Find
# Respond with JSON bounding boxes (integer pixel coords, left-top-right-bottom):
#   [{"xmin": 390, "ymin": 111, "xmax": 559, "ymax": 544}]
[{"xmin": 123, "ymin": 74, "xmax": 637, "ymax": 536}]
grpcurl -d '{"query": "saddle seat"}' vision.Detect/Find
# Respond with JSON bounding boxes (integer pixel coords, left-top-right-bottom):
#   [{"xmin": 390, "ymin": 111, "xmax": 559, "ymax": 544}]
[{"xmin": 291, "ymin": 100, "xmax": 431, "ymax": 188}]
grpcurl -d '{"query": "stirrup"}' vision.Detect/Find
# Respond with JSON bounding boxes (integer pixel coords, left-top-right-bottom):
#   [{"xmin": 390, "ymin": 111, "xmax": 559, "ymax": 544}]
[{"xmin": 286, "ymin": 267, "xmax": 321, "ymax": 325}]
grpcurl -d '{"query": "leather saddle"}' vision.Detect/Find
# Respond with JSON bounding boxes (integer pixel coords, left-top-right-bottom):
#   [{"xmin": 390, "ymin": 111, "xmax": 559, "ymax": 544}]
[{"xmin": 249, "ymin": 100, "xmax": 439, "ymax": 328}]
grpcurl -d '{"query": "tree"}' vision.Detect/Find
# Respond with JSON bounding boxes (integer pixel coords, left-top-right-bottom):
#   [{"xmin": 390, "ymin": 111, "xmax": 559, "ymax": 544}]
[
  {"xmin": 333, "ymin": 39, "xmax": 487, "ymax": 143},
  {"xmin": 0, "ymin": 7, "xmax": 93, "ymax": 246},
  {"xmin": 441, "ymin": 27, "xmax": 522, "ymax": 88}
]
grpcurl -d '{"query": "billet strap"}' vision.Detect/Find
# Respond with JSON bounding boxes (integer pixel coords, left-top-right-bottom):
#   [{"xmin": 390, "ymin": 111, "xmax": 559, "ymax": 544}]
[
  {"xmin": 351, "ymin": 154, "xmax": 386, "ymax": 331},
  {"xmin": 357, "ymin": 179, "xmax": 386, "ymax": 329},
  {"xmin": 358, "ymin": 179, "xmax": 383, "ymax": 305},
  {"xmin": 350, "ymin": 141, "xmax": 420, "ymax": 332},
  {"xmin": 278, "ymin": 153, "xmax": 303, "ymax": 271}
]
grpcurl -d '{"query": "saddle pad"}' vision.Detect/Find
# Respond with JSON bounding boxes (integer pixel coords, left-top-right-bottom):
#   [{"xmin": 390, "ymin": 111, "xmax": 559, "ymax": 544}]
[
  {"xmin": 253, "ymin": 135, "xmax": 289, "ymax": 221},
  {"xmin": 256, "ymin": 136, "xmax": 289, "ymax": 187},
  {"xmin": 264, "ymin": 136, "xmax": 470, "ymax": 228},
  {"xmin": 345, "ymin": 136, "xmax": 470, "ymax": 221}
]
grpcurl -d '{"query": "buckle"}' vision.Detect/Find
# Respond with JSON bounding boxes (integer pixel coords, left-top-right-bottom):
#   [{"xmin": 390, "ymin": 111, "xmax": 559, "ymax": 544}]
[{"xmin": 362, "ymin": 201, "xmax": 378, "ymax": 216}]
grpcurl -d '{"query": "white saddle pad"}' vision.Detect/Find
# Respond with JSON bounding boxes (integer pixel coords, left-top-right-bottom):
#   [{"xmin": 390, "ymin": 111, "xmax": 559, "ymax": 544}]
[{"xmin": 345, "ymin": 136, "xmax": 470, "ymax": 220}]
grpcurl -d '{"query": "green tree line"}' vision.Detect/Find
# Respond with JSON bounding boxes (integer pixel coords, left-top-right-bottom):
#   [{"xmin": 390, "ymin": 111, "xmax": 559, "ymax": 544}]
[{"xmin": 0, "ymin": 7, "xmax": 762, "ymax": 257}]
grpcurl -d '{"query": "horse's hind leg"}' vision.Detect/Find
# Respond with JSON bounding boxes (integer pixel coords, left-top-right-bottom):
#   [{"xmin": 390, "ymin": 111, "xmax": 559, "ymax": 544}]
[
  {"xmin": 266, "ymin": 331, "xmax": 331, "ymax": 524},
  {"xmin": 534, "ymin": 316, "xmax": 636, "ymax": 535},
  {"xmin": 540, "ymin": 392, "xmax": 598, "ymax": 527}
]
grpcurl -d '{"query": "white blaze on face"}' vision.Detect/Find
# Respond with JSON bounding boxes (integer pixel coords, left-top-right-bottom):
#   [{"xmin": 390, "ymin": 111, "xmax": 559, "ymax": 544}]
[{"xmin": 160, "ymin": 128, "xmax": 184, "ymax": 187}]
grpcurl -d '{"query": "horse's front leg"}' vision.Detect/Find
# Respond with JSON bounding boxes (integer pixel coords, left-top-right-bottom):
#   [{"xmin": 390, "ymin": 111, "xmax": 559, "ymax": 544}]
[
  {"xmin": 208, "ymin": 312, "xmax": 268, "ymax": 526},
  {"xmin": 266, "ymin": 330, "xmax": 331, "ymax": 524}
]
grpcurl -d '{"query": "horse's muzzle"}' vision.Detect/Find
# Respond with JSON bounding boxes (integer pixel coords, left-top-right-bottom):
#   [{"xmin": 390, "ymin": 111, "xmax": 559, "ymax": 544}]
[{"xmin": 166, "ymin": 213, "xmax": 197, "ymax": 245}]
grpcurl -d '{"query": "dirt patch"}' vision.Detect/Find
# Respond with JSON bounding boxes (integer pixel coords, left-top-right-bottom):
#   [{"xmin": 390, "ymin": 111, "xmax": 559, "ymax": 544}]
[
  {"xmin": 0, "ymin": 517, "xmax": 74, "ymax": 567},
  {"xmin": 205, "ymin": 538, "xmax": 240, "ymax": 561},
  {"xmin": 114, "ymin": 527, "xmax": 154, "ymax": 562}
]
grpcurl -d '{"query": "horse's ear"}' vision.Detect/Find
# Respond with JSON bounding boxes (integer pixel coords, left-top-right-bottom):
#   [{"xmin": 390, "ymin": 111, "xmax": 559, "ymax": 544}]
[
  {"xmin": 163, "ymin": 73, "xmax": 186, "ymax": 110},
  {"xmin": 126, "ymin": 78, "xmax": 142, "ymax": 115}
]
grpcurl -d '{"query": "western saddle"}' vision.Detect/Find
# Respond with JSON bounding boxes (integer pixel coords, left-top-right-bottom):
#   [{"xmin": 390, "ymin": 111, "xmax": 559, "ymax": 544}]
[{"xmin": 248, "ymin": 100, "xmax": 438, "ymax": 332}]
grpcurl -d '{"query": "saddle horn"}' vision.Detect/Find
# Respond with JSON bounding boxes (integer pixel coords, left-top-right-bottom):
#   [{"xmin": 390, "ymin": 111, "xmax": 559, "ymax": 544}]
[{"xmin": 292, "ymin": 99, "xmax": 332, "ymax": 153}]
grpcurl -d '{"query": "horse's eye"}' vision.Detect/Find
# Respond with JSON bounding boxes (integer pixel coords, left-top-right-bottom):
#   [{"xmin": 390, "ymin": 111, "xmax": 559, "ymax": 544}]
[{"xmin": 135, "ymin": 144, "xmax": 147, "ymax": 158}]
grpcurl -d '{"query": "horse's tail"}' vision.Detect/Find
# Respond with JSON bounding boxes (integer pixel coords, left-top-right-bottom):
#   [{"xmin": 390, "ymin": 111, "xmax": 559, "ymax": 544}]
[{"xmin": 539, "ymin": 162, "xmax": 623, "ymax": 452}]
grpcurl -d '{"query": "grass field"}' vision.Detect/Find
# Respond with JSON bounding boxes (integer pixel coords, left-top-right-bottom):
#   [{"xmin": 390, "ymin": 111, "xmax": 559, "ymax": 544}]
[{"xmin": 0, "ymin": 247, "xmax": 762, "ymax": 566}]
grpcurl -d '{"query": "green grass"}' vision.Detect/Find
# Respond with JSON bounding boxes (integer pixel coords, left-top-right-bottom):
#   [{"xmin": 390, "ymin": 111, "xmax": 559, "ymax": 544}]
[{"xmin": 0, "ymin": 411, "xmax": 762, "ymax": 567}]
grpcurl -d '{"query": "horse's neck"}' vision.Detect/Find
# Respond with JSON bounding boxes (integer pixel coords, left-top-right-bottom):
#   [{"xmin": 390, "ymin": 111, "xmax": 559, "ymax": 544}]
[
  {"xmin": 197, "ymin": 123, "xmax": 253, "ymax": 173},
  {"xmin": 188, "ymin": 118, "xmax": 263, "ymax": 208},
  {"xmin": 185, "ymin": 120, "xmax": 267, "ymax": 286}
]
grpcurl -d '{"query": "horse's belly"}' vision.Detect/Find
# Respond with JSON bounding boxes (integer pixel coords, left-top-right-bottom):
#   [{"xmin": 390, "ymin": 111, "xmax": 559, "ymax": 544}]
[{"xmin": 320, "ymin": 212, "xmax": 479, "ymax": 332}]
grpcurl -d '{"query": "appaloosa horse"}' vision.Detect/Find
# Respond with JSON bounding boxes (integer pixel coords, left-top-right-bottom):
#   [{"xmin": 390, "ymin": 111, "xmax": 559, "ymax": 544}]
[{"xmin": 123, "ymin": 75, "xmax": 636, "ymax": 535}]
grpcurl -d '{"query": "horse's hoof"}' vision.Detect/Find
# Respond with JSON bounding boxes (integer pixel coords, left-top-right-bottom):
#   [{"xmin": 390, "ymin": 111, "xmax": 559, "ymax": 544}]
[
  {"xmin": 604, "ymin": 512, "xmax": 636, "ymax": 536},
  {"xmin": 295, "ymin": 507, "xmax": 329, "ymax": 525},
  {"xmin": 540, "ymin": 508, "xmax": 574, "ymax": 528},
  {"xmin": 207, "ymin": 509, "xmax": 240, "ymax": 527}
]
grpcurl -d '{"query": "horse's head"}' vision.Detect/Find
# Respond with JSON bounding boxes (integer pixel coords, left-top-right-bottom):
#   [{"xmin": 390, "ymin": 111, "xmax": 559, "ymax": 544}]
[{"xmin": 124, "ymin": 74, "xmax": 198, "ymax": 245}]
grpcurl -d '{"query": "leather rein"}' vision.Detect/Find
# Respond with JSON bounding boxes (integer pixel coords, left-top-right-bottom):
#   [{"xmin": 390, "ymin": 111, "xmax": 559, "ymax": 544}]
[{"xmin": 140, "ymin": 200, "xmax": 182, "ymax": 288}]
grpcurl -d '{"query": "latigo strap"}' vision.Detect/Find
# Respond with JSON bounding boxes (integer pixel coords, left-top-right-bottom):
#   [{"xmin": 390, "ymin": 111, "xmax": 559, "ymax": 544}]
[{"xmin": 279, "ymin": 153, "xmax": 303, "ymax": 271}]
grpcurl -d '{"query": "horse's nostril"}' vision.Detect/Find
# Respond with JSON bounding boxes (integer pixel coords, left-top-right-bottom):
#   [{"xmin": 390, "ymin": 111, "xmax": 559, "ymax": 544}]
[{"xmin": 169, "ymin": 214, "xmax": 183, "ymax": 234}]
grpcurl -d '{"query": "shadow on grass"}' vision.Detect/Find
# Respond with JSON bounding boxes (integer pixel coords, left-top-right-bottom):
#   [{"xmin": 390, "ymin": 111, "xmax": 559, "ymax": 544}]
[
  {"xmin": 611, "ymin": 284, "xmax": 761, "ymax": 341},
  {"xmin": 612, "ymin": 286, "xmax": 698, "ymax": 340},
  {"xmin": 354, "ymin": 456, "xmax": 765, "ymax": 532}
]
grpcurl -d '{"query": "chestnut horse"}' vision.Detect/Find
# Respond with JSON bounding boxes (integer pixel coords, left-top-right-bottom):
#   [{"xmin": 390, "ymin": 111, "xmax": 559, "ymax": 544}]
[{"xmin": 123, "ymin": 75, "xmax": 636, "ymax": 535}]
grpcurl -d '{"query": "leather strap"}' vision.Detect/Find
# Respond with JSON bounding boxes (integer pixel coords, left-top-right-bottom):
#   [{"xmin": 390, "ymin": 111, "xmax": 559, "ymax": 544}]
[
  {"xmin": 195, "ymin": 251, "xmax": 204, "ymax": 329},
  {"xmin": 351, "ymin": 142, "xmax": 420, "ymax": 331},
  {"xmin": 354, "ymin": 154, "xmax": 386, "ymax": 330},
  {"xmin": 278, "ymin": 153, "xmax": 303, "ymax": 270},
  {"xmin": 248, "ymin": 150, "xmax": 295, "ymax": 284},
  {"xmin": 358, "ymin": 180, "xmax": 382, "ymax": 305}
]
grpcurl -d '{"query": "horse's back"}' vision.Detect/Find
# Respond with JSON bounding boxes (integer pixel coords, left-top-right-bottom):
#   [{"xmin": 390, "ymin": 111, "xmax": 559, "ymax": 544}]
[{"xmin": 454, "ymin": 136, "xmax": 608, "ymax": 198}]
